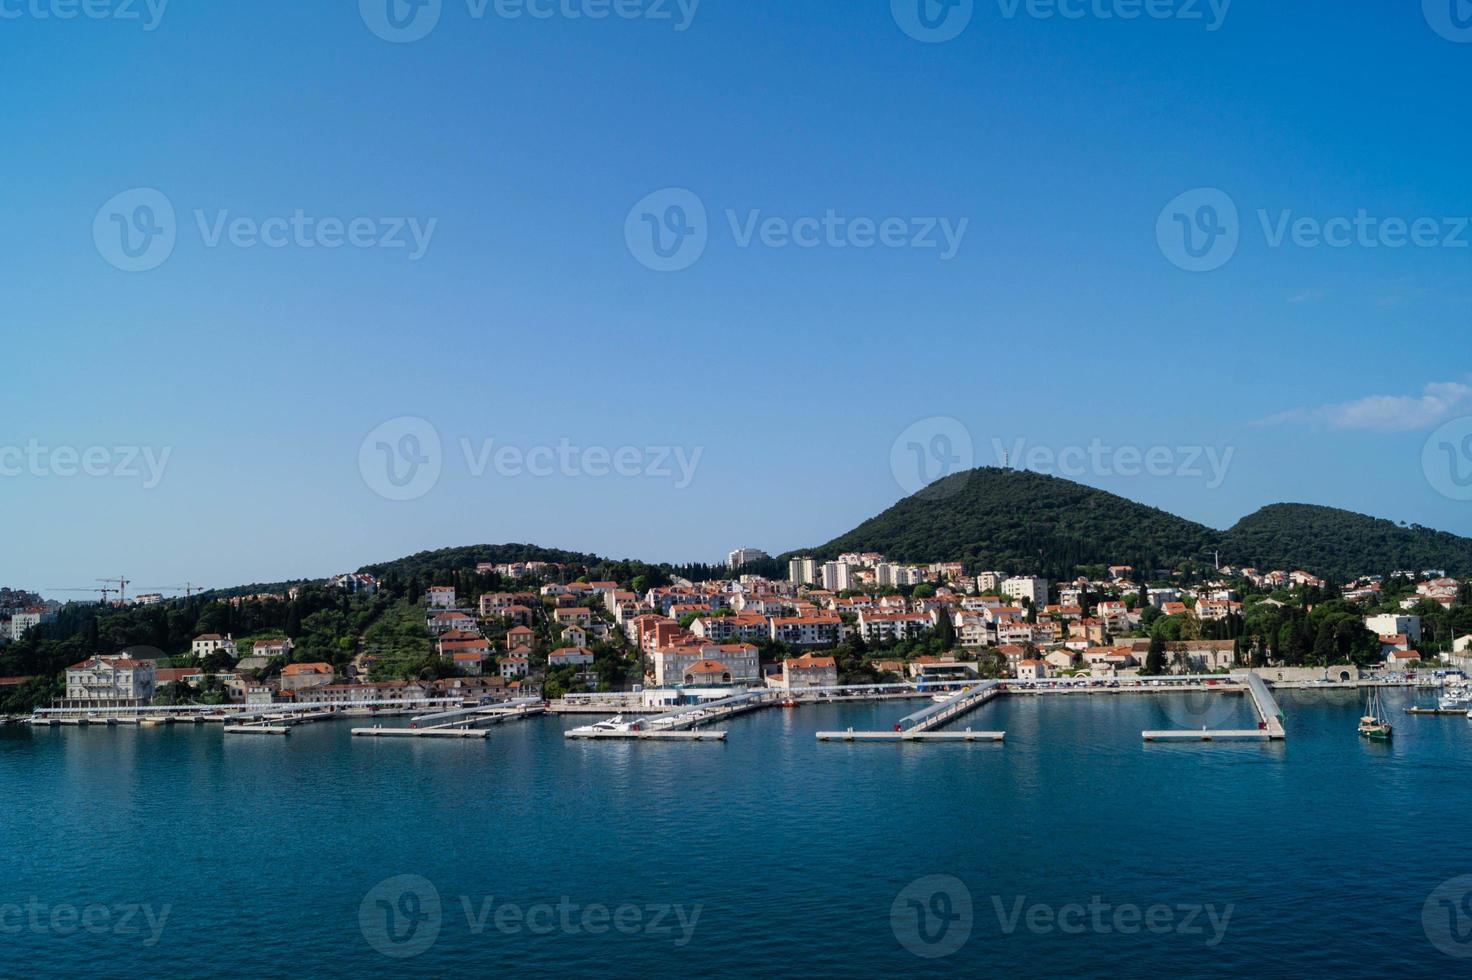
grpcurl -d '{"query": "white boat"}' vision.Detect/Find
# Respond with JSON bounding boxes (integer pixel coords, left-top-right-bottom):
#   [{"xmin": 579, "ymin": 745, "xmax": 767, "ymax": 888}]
[
  {"xmin": 931, "ymin": 693, "xmax": 954, "ymax": 703},
  {"xmin": 1439, "ymin": 682, "xmax": 1472, "ymax": 711},
  {"xmin": 571, "ymin": 714, "xmax": 639, "ymax": 735}
]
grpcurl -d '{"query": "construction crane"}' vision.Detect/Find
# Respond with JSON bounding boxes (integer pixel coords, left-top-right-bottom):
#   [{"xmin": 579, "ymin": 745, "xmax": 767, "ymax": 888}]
[
  {"xmin": 97, "ymin": 576, "xmax": 131, "ymax": 604},
  {"xmin": 48, "ymin": 586, "xmax": 117, "ymax": 604},
  {"xmin": 136, "ymin": 582, "xmax": 207, "ymax": 599}
]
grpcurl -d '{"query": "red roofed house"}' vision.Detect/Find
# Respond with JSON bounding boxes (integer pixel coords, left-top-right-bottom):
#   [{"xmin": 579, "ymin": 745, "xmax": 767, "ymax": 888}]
[
  {"xmin": 773, "ymin": 654, "xmax": 838, "ymax": 690},
  {"xmin": 683, "ymin": 660, "xmax": 734, "ymax": 685},
  {"xmin": 63, "ymin": 655, "xmax": 157, "ymax": 707},
  {"xmin": 279, "ymin": 662, "xmax": 336, "ymax": 693}
]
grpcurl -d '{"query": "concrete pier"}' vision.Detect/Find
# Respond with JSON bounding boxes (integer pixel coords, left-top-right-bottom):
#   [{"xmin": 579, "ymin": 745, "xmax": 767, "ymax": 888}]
[{"xmin": 816, "ymin": 728, "xmax": 1005, "ymax": 743}]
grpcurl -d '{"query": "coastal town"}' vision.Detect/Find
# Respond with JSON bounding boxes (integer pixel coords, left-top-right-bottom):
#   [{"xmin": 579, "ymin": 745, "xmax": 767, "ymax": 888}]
[{"xmin": 3, "ymin": 547, "xmax": 1471, "ymax": 722}]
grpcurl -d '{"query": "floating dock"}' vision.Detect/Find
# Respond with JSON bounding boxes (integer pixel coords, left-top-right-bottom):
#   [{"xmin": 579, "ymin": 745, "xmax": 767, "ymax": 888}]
[
  {"xmin": 224, "ymin": 725, "xmax": 291, "ymax": 735},
  {"xmin": 1406, "ymin": 707, "xmax": 1468, "ymax": 716},
  {"xmin": 352, "ymin": 699, "xmax": 544, "ymax": 738},
  {"xmin": 1143, "ymin": 730, "xmax": 1271, "ymax": 742},
  {"xmin": 349, "ymin": 723, "xmax": 503, "ymax": 739},
  {"xmin": 1140, "ymin": 671, "xmax": 1286, "ymax": 744},
  {"xmin": 816, "ymin": 728, "xmax": 1005, "ymax": 743}
]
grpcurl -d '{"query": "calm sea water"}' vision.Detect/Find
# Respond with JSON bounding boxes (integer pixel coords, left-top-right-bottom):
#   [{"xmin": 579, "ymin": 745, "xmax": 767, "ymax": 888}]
[{"xmin": 3, "ymin": 689, "xmax": 1471, "ymax": 978}]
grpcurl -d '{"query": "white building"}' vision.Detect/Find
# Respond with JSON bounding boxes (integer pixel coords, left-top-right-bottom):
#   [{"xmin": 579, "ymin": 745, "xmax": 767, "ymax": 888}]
[
  {"xmin": 727, "ymin": 547, "xmax": 770, "ymax": 569},
  {"xmin": 426, "ymin": 586, "xmax": 458, "ymax": 609},
  {"xmin": 976, "ymin": 571, "xmax": 1006, "ymax": 593},
  {"xmin": 820, "ymin": 561, "xmax": 851, "ymax": 592},
  {"xmin": 64, "ymin": 655, "xmax": 157, "ymax": 706},
  {"xmin": 769, "ymin": 615, "xmax": 842, "ymax": 649},
  {"xmin": 770, "ymin": 654, "xmax": 838, "ymax": 690},
  {"xmin": 1002, "ymin": 577, "xmax": 1049, "ymax": 609},
  {"xmin": 788, "ymin": 557, "xmax": 817, "ymax": 586},
  {"xmin": 1365, "ymin": 613, "xmax": 1421, "ymax": 644},
  {"xmin": 191, "ymin": 633, "xmax": 236, "ymax": 659},
  {"xmin": 650, "ymin": 643, "xmax": 760, "ymax": 687}
]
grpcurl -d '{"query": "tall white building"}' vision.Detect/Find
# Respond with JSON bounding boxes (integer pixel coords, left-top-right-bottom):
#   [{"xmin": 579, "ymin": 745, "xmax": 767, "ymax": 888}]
[
  {"xmin": 727, "ymin": 548, "xmax": 770, "ymax": 570},
  {"xmin": 789, "ymin": 557, "xmax": 817, "ymax": 586},
  {"xmin": 1002, "ymin": 576, "xmax": 1049, "ymax": 609},
  {"xmin": 821, "ymin": 561, "xmax": 851, "ymax": 592},
  {"xmin": 977, "ymin": 571, "xmax": 1006, "ymax": 593}
]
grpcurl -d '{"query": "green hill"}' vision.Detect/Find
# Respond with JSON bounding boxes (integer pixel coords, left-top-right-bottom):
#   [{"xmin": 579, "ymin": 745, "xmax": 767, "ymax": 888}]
[
  {"xmin": 790, "ymin": 468, "xmax": 1472, "ymax": 582},
  {"xmin": 1220, "ymin": 504, "xmax": 1472, "ymax": 580},
  {"xmin": 791, "ymin": 469, "xmax": 1219, "ymax": 579}
]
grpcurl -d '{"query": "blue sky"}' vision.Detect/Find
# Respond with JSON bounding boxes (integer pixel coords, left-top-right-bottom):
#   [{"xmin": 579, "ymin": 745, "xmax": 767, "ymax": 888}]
[{"xmin": 3, "ymin": 0, "xmax": 1471, "ymax": 595}]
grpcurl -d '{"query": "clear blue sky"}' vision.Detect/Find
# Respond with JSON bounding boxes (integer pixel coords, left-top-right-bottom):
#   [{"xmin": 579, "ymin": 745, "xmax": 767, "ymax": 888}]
[{"xmin": 3, "ymin": 1, "xmax": 1471, "ymax": 595}]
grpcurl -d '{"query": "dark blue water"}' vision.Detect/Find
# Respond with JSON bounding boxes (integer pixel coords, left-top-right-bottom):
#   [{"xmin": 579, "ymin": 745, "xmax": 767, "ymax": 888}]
[{"xmin": 3, "ymin": 689, "xmax": 1471, "ymax": 978}]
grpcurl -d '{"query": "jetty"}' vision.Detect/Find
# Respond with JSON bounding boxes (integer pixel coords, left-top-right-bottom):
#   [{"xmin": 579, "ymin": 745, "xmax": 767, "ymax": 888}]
[
  {"xmin": 817, "ymin": 681, "xmax": 1006, "ymax": 744},
  {"xmin": 1142, "ymin": 671, "xmax": 1286, "ymax": 743},
  {"xmin": 353, "ymin": 698, "xmax": 544, "ymax": 738}
]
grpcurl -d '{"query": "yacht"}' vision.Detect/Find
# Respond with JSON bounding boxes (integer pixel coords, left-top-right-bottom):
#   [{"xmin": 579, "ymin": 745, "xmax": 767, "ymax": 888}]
[
  {"xmin": 1439, "ymin": 681, "xmax": 1472, "ymax": 711},
  {"xmin": 571, "ymin": 714, "xmax": 639, "ymax": 735}
]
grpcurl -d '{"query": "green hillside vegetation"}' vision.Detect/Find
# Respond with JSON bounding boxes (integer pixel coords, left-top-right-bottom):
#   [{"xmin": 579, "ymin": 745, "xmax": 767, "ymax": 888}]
[
  {"xmin": 792, "ymin": 469, "xmax": 1219, "ymax": 580},
  {"xmin": 791, "ymin": 468, "xmax": 1472, "ymax": 582},
  {"xmin": 1220, "ymin": 504, "xmax": 1472, "ymax": 581}
]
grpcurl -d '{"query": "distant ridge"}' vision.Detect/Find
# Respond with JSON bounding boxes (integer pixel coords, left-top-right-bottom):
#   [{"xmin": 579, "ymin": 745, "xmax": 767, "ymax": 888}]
[{"xmin": 786, "ymin": 468, "xmax": 1472, "ymax": 581}]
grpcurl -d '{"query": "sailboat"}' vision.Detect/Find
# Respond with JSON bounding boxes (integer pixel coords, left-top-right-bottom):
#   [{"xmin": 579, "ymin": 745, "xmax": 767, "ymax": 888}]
[{"xmin": 1359, "ymin": 688, "xmax": 1393, "ymax": 741}]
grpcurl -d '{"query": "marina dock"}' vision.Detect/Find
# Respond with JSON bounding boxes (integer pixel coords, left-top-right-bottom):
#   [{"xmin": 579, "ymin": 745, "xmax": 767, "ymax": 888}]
[
  {"xmin": 816, "ymin": 728, "xmax": 1005, "ymax": 742},
  {"xmin": 1140, "ymin": 671, "xmax": 1286, "ymax": 744},
  {"xmin": 352, "ymin": 699, "xmax": 544, "ymax": 738},
  {"xmin": 817, "ymin": 681, "xmax": 1006, "ymax": 744}
]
